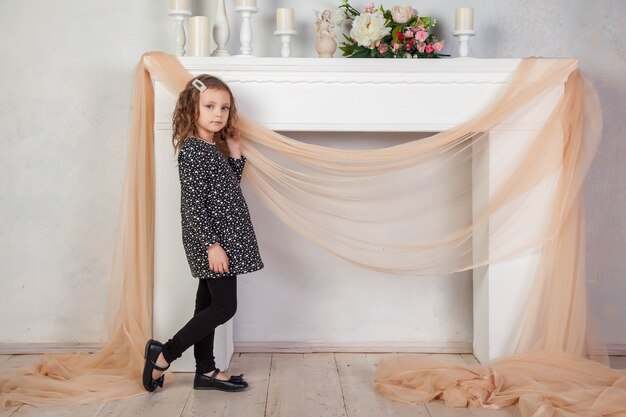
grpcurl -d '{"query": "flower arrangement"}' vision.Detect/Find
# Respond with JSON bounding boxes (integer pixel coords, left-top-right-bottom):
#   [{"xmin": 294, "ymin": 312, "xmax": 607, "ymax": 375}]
[{"xmin": 335, "ymin": 1, "xmax": 447, "ymax": 58}]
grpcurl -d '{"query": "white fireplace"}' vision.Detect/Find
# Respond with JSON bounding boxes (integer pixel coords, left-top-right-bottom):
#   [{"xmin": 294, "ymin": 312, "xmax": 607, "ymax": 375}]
[{"xmin": 152, "ymin": 57, "xmax": 565, "ymax": 370}]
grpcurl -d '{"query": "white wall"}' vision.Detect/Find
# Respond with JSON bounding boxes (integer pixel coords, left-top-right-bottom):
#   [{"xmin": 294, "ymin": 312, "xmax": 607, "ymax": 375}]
[
  {"xmin": 238, "ymin": 131, "xmax": 473, "ymax": 348},
  {"xmin": 1, "ymin": 0, "xmax": 624, "ymax": 348}
]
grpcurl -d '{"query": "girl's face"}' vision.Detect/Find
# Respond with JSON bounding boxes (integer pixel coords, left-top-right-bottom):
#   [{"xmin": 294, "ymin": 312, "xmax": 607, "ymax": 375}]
[{"xmin": 195, "ymin": 87, "xmax": 231, "ymax": 141}]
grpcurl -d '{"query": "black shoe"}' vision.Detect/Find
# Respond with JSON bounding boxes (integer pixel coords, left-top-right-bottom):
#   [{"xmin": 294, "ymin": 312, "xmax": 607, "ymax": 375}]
[
  {"xmin": 193, "ymin": 368, "xmax": 249, "ymax": 392},
  {"xmin": 142, "ymin": 339, "xmax": 170, "ymax": 392}
]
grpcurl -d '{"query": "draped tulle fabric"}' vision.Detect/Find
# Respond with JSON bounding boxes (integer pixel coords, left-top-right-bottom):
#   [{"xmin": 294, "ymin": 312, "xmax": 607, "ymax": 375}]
[
  {"xmin": 375, "ymin": 352, "xmax": 626, "ymax": 416},
  {"xmin": 1, "ymin": 52, "xmax": 624, "ymax": 416}
]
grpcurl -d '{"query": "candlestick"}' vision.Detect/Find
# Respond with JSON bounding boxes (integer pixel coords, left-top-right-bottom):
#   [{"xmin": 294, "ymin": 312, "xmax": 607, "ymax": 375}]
[
  {"xmin": 455, "ymin": 7, "xmax": 474, "ymax": 31},
  {"xmin": 211, "ymin": 0, "xmax": 231, "ymax": 56},
  {"xmin": 274, "ymin": 30, "xmax": 297, "ymax": 57},
  {"xmin": 234, "ymin": 3, "xmax": 258, "ymax": 57},
  {"xmin": 188, "ymin": 16, "xmax": 211, "ymax": 57},
  {"xmin": 452, "ymin": 30, "xmax": 475, "ymax": 58},
  {"xmin": 452, "ymin": 8, "xmax": 475, "ymax": 58},
  {"xmin": 276, "ymin": 8, "xmax": 295, "ymax": 31},
  {"xmin": 169, "ymin": 8, "xmax": 192, "ymax": 56}
]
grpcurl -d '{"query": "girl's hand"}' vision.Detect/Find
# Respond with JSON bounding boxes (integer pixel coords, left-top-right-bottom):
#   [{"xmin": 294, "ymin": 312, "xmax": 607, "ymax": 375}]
[
  {"xmin": 226, "ymin": 129, "xmax": 242, "ymax": 159},
  {"xmin": 208, "ymin": 243, "xmax": 230, "ymax": 274}
]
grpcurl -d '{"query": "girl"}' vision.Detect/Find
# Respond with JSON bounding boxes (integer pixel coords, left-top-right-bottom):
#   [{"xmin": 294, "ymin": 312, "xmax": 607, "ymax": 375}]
[{"xmin": 142, "ymin": 75, "xmax": 264, "ymax": 392}]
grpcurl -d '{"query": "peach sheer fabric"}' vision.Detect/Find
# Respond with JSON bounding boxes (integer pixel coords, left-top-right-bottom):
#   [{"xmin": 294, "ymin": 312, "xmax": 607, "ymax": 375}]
[{"xmin": 1, "ymin": 52, "xmax": 624, "ymax": 416}]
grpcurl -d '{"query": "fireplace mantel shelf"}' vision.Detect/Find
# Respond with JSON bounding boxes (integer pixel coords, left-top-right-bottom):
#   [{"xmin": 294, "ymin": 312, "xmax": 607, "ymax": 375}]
[
  {"xmin": 179, "ymin": 57, "xmax": 529, "ymax": 85},
  {"xmin": 153, "ymin": 57, "xmax": 566, "ymax": 133}
]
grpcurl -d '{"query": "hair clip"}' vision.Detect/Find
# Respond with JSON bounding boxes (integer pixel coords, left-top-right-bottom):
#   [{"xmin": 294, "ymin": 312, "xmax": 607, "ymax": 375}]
[{"xmin": 192, "ymin": 78, "xmax": 207, "ymax": 93}]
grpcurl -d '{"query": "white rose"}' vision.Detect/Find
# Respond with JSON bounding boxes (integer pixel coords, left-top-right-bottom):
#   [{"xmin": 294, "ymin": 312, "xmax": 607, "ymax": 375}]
[
  {"xmin": 349, "ymin": 11, "xmax": 391, "ymax": 48},
  {"xmin": 333, "ymin": 7, "xmax": 347, "ymax": 26},
  {"xmin": 390, "ymin": 5, "xmax": 416, "ymax": 24}
]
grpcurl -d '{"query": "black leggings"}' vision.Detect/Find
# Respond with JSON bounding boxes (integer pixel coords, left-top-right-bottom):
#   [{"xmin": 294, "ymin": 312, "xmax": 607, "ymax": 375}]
[{"xmin": 161, "ymin": 275, "xmax": 237, "ymax": 374}]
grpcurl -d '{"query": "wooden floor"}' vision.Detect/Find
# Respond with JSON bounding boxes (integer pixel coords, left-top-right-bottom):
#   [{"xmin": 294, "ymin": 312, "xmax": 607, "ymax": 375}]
[{"xmin": 1, "ymin": 353, "xmax": 625, "ymax": 417}]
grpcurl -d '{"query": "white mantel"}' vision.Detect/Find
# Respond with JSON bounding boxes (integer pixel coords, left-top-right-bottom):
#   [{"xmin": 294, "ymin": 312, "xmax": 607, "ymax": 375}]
[
  {"xmin": 156, "ymin": 57, "xmax": 538, "ymax": 132},
  {"xmin": 152, "ymin": 57, "xmax": 565, "ymax": 370}
]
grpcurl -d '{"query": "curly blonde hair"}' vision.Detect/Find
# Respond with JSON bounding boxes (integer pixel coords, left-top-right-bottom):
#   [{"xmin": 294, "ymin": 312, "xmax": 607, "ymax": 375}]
[{"xmin": 172, "ymin": 74, "xmax": 239, "ymax": 157}]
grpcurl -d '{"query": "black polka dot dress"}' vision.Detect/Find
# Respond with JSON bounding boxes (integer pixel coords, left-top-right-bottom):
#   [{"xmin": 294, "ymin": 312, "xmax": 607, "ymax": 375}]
[{"xmin": 178, "ymin": 136, "xmax": 263, "ymax": 279}]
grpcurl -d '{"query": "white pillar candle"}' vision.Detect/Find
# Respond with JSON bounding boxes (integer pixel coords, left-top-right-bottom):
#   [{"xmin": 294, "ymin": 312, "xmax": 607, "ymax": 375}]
[
  {"xmin": 455, "ymin": 8, "xmax": 474, "ymax": 31},
  {"xmin": 170, "ymin": 0, "xmax": 190, "ymax": 11},
  {"xmin": 188, "ymin": 16, "xmax": 211, "ymax": 56},
  {"xmin": 276, "ymin": 8, "xmax": 295, "ymax": 31},
  {"xmin": 235, "ymin": 0, "xmax": 257, "ymax": 7}
]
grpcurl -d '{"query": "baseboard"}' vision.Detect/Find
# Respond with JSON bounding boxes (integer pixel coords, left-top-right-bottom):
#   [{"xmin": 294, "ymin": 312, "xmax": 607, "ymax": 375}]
[
  {"xmin": 599, "ymin": 344, "xmax": 626, "ymax": 356},
  {"xmin": 0, "ymin": 341, "xmax": 473, "ymax": 355},
  {"xmin": 0, "ymin": 343, "xmax": 101, "ymax": 354},
  {"xmin": 234, "ymin": 341, "xmax": 474, "ymax": 353},
  {"xmin": 1, "ymin": 342, "xmax": 625, "ymax": 356}
]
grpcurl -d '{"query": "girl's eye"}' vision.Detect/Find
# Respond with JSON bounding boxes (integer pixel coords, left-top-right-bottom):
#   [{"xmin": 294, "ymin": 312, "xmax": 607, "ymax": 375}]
[{"xmin": 222, "ymin": 107, "xmax": 230, "ymax": 111}]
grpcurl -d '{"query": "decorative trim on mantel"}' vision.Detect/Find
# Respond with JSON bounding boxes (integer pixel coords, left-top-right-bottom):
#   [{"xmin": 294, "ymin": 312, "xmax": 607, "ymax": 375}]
[{"xmin": 179, "ymin": 56, "xmax": 527, "ymax": 85}]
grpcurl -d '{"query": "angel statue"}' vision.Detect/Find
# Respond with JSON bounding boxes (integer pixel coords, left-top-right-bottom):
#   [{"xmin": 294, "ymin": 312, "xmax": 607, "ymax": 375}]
[{"xmin": 314, "ymin": 9, "xmax": 338, "ymax": 57}]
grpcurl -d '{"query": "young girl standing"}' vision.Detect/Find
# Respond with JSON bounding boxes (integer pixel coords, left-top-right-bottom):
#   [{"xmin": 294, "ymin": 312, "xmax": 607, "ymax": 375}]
[{"xmin": 142, "ymin": 75, "xmax": 263, "ymax": 392}]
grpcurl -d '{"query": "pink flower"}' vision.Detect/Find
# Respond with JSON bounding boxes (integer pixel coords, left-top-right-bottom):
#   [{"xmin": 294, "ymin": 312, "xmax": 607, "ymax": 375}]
[
  {"xmin": 404, "ymin": 30, "xmax": 414, "ymax": 38},
  {"xmin": 411, "ymin": 27, "xmax": 419, "ymax": 33},
  {"xmin": 405, "ymin": 43, "xmax": 412, "ymax": 51},
  {"xmin": 364, "ymin": 2, "xmax": 375, "ymax": 13},
  {"xmin": 425, "ymin": 44, "xmax": 434, "ymax": 53},
  {"xmin": 417, "ymin": 42, "xmax": 425, "ymax": 53},
  {"xmin": 378, "ymin": 43, "xmax": 389, "ymax": 53},
  {"xmin": 433, "ymin": 41, "xmax": 444, "ymax": 52},
  {"xmin": 415, "ymin": 30, "xmax": 428, "ymax": 42}
]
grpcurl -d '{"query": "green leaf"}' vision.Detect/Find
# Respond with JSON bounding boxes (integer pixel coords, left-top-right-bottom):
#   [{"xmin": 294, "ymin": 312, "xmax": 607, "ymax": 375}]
[
  {"xmin": 353, "ymin": 47, "xmax": 371, "ymax": 58},
  {"xmin": 341, "ymin": 3, "xmax": 361, "ymax": 18}
]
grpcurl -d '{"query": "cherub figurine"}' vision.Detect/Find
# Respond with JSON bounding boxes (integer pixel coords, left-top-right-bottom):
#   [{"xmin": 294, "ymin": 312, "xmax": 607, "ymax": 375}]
[
  {"xmin": 314, "ymin": 9, "xmax": 338, "ymax": 57},
  {"xmin": 314, "ymin": 9, "xmax": 338, "ymax": 41}
]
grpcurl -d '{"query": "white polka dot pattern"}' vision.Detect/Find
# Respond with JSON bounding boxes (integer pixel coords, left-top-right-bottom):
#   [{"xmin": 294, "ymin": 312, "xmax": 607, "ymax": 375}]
[{"xmin": 178, "ymin": 137, "xmax": 264, "ymax": 279}]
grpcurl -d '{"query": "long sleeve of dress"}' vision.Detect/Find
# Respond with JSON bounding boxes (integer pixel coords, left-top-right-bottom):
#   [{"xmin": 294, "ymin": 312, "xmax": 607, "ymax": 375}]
[
  {"xmin": 228, "ymin": 155, "xmax": 246, "ymax": 183},
  {"xmin": 179, "ymin": 146, "xmax": 219, "ymax": 248}
]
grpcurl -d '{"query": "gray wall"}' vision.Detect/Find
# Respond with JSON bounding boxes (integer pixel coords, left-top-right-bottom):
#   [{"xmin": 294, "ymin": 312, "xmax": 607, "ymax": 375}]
[{"xmin": 1, "ymin": 0, "xmax": 624, "ymax": 347}]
